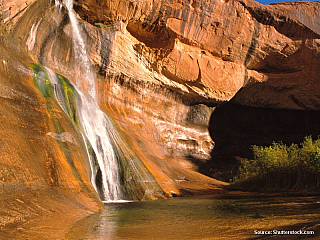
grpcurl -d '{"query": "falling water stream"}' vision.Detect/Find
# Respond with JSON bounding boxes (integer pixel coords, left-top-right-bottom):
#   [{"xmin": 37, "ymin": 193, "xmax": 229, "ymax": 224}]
[
  {"xmin": 33, "ymin": 64, "xmax": 164, "ymax": 201},
  {"xmin": 59, "ymin": 0, "xmax": 122, "ymax": 201},
  {"xmin": 31, "ymin": 0, "xmax": 165, "ymax": 202},
  {"xmin": 45, "ymin": 67, "xmax": 122, "ymax": 201},
  {"xmin": 23, "ymin": 1, "xmax": 320, "ymax": 238},
  {"xmin": 40, "ymin": 0, "xmax": 121, "ymax": 201},
  {"xmin": 62, "ymin": 0, "xmax": 96, "ymax": 99}
]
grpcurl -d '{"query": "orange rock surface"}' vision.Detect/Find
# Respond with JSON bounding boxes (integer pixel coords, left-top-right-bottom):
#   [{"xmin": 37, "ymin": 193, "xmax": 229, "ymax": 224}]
[
  {"xmin": 0, "ymin": 35, "xmax": 103, "ymax": 237},
  {"xmin": 1, "ymin": 0, "xmax": 320, "ymax": 236}
]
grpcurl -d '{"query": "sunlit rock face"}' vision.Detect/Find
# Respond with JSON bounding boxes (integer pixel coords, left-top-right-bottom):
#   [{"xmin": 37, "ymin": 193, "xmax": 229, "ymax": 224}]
[
  {"xmin": 69, "ymin": 0, "xmax": 320, "ymax": 180},
  {"xmin": 0, "ymin": 0, "xmax": 99, "ymax": 193},
  {"xmin": 0, "ymin": 24, "xmax": 102, "ymax": 238},
  {"xmin": 74, "ymin": 0, "xmax": 320, "ymax": 110},
  {"xmin": 1, "ymin": 0, "xmax": 320, "ymax": 230},
  {"xmin": 2, "ymin": 0, "xmax": 223, "ymax": 198}
]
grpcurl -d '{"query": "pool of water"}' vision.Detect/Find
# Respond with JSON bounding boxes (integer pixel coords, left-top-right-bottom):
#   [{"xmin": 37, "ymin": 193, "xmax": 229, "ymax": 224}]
[{"xmin": 66, "ymin": 195, "xmax": 320, "ymax": 239}]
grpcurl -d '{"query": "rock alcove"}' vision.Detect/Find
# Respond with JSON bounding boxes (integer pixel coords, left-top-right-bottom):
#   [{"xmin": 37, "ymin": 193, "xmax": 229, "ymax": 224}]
[
  {"xmin": 1, "ymin": 0, "xmax": 320, "ymax": 236},
  {"xmin": 206, "ymin": 102, "xmax": 320, "ymax": 181}
]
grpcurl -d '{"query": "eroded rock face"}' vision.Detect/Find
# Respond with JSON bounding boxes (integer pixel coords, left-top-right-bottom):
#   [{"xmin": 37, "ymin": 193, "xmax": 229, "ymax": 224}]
[
  {"xmin": 1, "ymin": 0, "xmax": 320, "ymax": 233},
  {"xmin": 74, "ymin": 0, "xmax": 320, "ymax": 109},
  {"xmin": 68, "ymin": 0, "xmax": 320, "ymax": 182},
  {"xmin": 0, "ymin": 28, "xmax": 103, "ymax": 237},
  {"xmin": 0, "ymin": 0, "xmax": 225, "ymax": 206}
]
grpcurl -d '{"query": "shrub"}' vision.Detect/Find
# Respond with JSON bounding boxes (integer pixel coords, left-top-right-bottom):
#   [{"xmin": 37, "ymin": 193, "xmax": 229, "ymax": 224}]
[{"xmin": 232, "ymin": 136, "xmax": 320, "ymax": 191}]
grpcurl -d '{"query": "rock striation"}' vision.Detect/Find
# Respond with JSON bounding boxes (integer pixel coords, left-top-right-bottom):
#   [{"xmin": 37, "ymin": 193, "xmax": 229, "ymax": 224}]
[
  {"xmin": 71, "ymin": 0, "xmax": 320, "ymax": 179},
  {"xmin": 73, "ymin": 0, "xmax": 320, "ymax": 110},
  {"xmin": 1, "ymin": 0, "xmax": 320, "ymax": 235}
]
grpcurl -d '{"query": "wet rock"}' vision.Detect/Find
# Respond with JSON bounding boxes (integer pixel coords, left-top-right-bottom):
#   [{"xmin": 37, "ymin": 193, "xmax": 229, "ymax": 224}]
[{"xmin": 1, "ymin": 0, "xmax": 320, "ymax": 233}]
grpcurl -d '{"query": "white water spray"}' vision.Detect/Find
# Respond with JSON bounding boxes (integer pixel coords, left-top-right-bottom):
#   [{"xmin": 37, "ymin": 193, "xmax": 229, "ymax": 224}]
[
  {"xmin": 51, "ymin": 0, "xmax": 123, "ymax": 201},
  {"xmin": 77, "ymin": 91, "xmax": 122, "ymax": 201},
  {"xmin": 62, "ymin": 0, "xmax": 96, "ymax": 99},
  {"xmin": 26, "ymin": 19, "xmax": 42, "ymax": 52},
  {"xmin": 45, "ymin": 66, "xmax": 122, "ymax": 201}
]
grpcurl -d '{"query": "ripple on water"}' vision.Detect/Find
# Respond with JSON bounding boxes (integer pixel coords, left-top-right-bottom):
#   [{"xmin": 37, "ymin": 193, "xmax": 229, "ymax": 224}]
[{"xmin": 66, "ymin": 195, "xmax": 320, "ymax": 239}]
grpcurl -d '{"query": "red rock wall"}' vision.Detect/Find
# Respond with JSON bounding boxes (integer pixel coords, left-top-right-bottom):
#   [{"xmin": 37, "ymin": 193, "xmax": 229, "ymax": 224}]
[
  {"xmin": 1, "ymin": 0, "xmax": 320, "ymax": 234},
  {"xmin": 73, "ymin": 0, "xmax": 320, "ymax": 109}
]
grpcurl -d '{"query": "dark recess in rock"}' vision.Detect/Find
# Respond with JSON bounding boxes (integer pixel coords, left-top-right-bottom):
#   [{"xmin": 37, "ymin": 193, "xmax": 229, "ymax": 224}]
[{"xmin": 205, "ymin": 103, "xmax": 320, "ymax": 181}]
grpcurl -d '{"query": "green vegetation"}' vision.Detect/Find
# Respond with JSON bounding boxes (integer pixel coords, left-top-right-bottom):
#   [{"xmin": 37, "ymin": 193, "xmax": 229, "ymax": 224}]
[
  {"xmin": 30, "ymin": 63, "xmax": 53, "ymax": 98},
  {"xmin": 57, "ymin": 74, "xmax": 80, "ymax": 129},
  {"xmin": 30, "ymin": 63, "xmax": 80, "ymax": 129},
  {"xmin": 30, "ymin": 63, "xmax": 88, "ymax": 188},
  {"xmin": 232, "ymin": 136, "xmax": 320, "ymax": 191}
]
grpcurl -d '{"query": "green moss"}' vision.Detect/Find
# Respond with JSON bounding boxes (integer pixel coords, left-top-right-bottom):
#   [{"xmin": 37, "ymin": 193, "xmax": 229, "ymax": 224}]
[
  {"xmin": 30, "ymin": 63, "xmax": 80, "ymax": 129},
  {"xmin": 30, "ymin": 63, "xmax": 53, "ymax": 98},
  {"xmin": 95, "ymin": 23, "xmax": 107, "ymax": 28},
  {"xmin": 57, "ymin": 74, "xmax": 80, "ymax": 129},
  {"xmin": 86, "ymin": 140, "xmax": 99, "ymax": 171},
  {"xmin": 30, "ymin": 63, "xmax": 88, "ymax": 190}
]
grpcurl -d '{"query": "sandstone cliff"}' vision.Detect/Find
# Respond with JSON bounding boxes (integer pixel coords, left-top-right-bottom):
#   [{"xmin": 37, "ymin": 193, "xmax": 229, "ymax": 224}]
[
  {"xmin": 73, "ymin": 0, "xmax": 320, "ymax": 110},
  {"xmin": 1, "ymin": 0, "xmax": 320, "ymax": 236},
  {"xmin": 72, "ymin": 0, "xmax": 320, "ymax": 179}
]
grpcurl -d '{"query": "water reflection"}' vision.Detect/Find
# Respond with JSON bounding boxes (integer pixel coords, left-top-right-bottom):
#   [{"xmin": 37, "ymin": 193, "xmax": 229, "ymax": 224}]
[
  {"xmin": 66, "ymin": 204, "xmax": 118, "ymax": 239},
  {"xmin": 66, "ymin": 195, "xmax": 320, "ymax": 239}
]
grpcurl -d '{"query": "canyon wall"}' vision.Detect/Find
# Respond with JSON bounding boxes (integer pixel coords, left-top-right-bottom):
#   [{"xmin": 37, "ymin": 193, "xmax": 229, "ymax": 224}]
[
  {"xmin": 0, "ymin": 15, "xmax": 103, "ymax": 238},
  {"xmin": 1, "ymin": 0, "xmax": 320, "ymax": 235},
  {"xmin": 71, "ymin": 0, "xmax": 320, "ymax": 178},
  {"xmin": 73, "ymin": 0, "xmax": 320, "ymax": 110}
]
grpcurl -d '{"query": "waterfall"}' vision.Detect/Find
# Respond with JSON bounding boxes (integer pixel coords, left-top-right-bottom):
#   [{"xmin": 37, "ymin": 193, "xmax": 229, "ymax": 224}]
[
  {"xmin": 62, "ymin": 0, "xmax": 96, "ymax": 100},
  {"xmin": 50, "ymin": 0, "xmax": 123, "ymax": 201},
  {"xmin": 42, "ymin": 0, "xmax": 165, "ymax": 201},
  {"xmin": 45, "ymin": 66, "xmax": 122, "ymax": 201},
  {"xmin": 42, "ymin": 66, "xmax": 165, "ymax": 201},
  {"xmin": 76, "ymin": 91, "xmax": 123, "ymax": 202}
]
